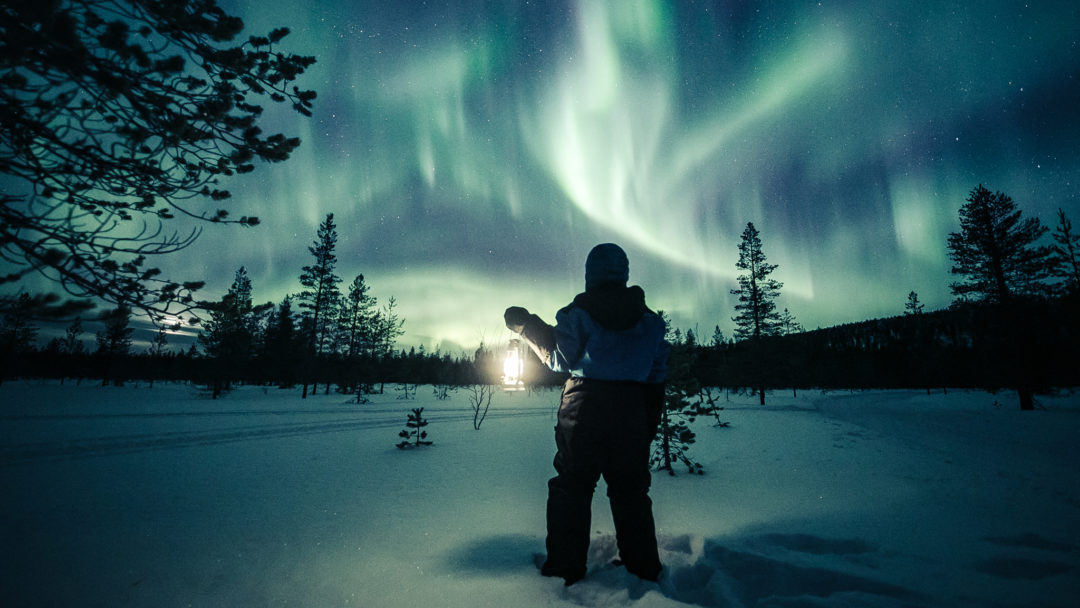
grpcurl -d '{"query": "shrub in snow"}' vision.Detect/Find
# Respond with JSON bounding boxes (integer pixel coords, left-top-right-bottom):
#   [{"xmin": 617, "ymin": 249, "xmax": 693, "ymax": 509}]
[
  {"xmin": 651, "ymin": 331, "xmax": 705, "ymax": 476},
  {"xmin": 396, "ymin": 407, "xmax": 432, "ymax": 449},
  {"xmin": 652, "ymin": 387, "xmax": 704, "ymax": 476},
  {"xmin": 694, "ymin": 386, "xmax": 731, "ymax": 428},
  {"xmin": 466, "ymin": 384, "xmax": 494, "ymax": 430},
  {"xmin": 395, "ymin": 383, "xmax": 419, "ymax": 400}
]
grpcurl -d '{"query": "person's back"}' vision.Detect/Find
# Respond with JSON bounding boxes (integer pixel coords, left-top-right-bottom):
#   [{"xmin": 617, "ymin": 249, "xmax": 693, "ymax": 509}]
[
  {"xmin": 505, "ymin": 243, "xmax": 668, "ymax": 585},
  {"xmin": 548, "ymin": 283, "xmax": 667, "ymax": 382}
]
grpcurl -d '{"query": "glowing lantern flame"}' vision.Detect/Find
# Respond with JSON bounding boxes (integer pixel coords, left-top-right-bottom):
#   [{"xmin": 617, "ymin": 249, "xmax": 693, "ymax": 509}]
[{"xmin": 503, "ymin": 339, "xmax": 524, "ymax": 386}]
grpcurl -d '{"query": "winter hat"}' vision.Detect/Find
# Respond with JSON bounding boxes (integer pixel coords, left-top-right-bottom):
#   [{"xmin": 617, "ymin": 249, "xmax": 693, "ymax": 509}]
[{"xmin": 585, "ymin": 243, "xmax": 629, "ymax": 289}]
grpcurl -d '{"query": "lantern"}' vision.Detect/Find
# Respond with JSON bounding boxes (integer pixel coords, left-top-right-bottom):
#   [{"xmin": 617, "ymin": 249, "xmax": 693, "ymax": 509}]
[{"xmin": 503, "ymin": 338, "xmax": 525, "ymax": 388}]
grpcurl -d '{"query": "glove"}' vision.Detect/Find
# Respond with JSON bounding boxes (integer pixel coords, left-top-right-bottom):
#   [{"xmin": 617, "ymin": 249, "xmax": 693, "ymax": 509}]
[{"xmin": 504, "ymin": 306, "xmax": 530, "ymax": 333}]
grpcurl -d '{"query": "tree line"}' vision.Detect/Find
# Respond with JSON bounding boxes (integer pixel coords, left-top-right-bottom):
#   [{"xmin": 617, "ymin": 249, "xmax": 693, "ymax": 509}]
[
  {"xmin": 0, "ymin": 295, "xmax": 480, "ymax": 396},
  {"xmin": 667, "ymin": 185, "xmax": 1080, "ymax": 411},
  {"xmin": 4, "ymin": 185, "xmax": 1077, "ymax": 406},
  {"xmin": 0, "ymin": 212, "xmax": 457, "ymax": 395},
  {"xmin": 194, "ymin": 212, "xmax": 406, "ymax": 398}
]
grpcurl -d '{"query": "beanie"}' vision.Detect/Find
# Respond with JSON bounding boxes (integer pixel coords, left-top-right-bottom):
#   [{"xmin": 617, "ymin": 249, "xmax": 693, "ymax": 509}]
[{"xmin": 585, "ymin": 243, "xmax": 629, "ymax": 289}]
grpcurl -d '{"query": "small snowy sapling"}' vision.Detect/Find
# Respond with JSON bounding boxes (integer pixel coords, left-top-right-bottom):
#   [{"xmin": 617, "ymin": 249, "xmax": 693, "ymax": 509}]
[{"xmin": 396, "ymin": 407, "xmax": 433, "ymax": 449}]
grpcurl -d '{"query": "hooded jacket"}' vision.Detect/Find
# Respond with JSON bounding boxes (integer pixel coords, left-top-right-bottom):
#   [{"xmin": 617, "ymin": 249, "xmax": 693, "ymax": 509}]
[{"xmin": 518, "ymin": 284, "xmax": 668, "ymax": 383}]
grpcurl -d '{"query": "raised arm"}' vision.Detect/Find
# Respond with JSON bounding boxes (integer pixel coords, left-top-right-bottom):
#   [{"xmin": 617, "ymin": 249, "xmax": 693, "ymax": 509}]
[{"xmin": 504, "ymin": 306, "xmax": 557, "ymax": 367}]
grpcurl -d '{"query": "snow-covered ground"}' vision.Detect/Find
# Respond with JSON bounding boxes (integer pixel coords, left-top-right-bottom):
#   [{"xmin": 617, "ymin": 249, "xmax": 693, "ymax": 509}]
[{"xmin": 1, "ymin": 381, "xmax": 1078, "ymax": 607}]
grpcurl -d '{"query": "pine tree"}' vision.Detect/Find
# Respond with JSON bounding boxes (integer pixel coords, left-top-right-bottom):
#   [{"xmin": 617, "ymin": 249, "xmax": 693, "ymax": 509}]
[
  {"xmin": 777, "ymin": 308, "xmax": 804, "ymax": 335},
  {"xmin": 0, "ymin": 293, "xmax": 39, "ymax": 383},
  {"xmin": 62, "ymin": 317, "xmax": 85, "ymax": 355},
  {"xmin": 96, "ymin": 305, "xmax": 133, "ymax": 386},
  {"xmin": 298, "ymin": 214, "xmax": 342, "ymax": 397},
  {"xmin": 339, "ymin": 274, "xmax": 377, "ymax": 358},
  {"xmin": 144, "ymin": 326, "xmax": 169, "ymax": 388},
  {"xmin": 198, "ymin": 267, "xmax": 256, "ymax": 361},
  {"xmin": 96, "ymin": 306, "xmax": 133, "ymax": 357},
  {"xmin": 372, "ymin": 296, "xmax": 405, "ymax": 358},
  {"xmin": 730, "ymin": 222, "xmax": 783, "ymax": 404},
  {"xmin": 905, "ymin": 291, "xmax": 925, "ymax": 316},
  {"xmin": 1, "ymin": 1, "xmax": 315, "ymax": 318},
  {"xmin": 396, "ymin": 407, "xmax": 433, "ymax": 449},
  {"xmin": 197, "ymin": 267, "xmax": 257, "ymax": 396},
  {"xmin": 651, "ymin": 313, "xmax": 704, "ymax": 476},
  {"xmin": 54, "ymin": 317, "xmax": 85, "ymax": 384},
  {"xmin": 147, "ymin": 326, "xmax": 169, "ymax": 357},
  {"xmin": 1051, "ymin": 208, "xmax": 1080, "ymax": 295},
  {"xmin": 1, "ymin": 293, "xmax": 39, "ymax": 355},
  {"xmin": 262, "ymin": 296, "xmax": 298, "ymax": 387},
  {"xmin": 947, "ymin": 185, "xmax": 1055, "ymax": 411},
  {"xmin": 370, "ymin": 297, "xmax": 405, "ymax": 394},
  {"xmin": 710, "ymin": 325, "xmax": 726, "ymax": 348},
  {"xmin": 731, "ymin": 222, "xmax": 783, "ymax": 341},
  {"xmin": 249, "ymin": 300, "xmax": 275, "ymax": 357},
  {"xmin": 946, "ymin": 185, "xmax": 1054, "ymax": 303}
]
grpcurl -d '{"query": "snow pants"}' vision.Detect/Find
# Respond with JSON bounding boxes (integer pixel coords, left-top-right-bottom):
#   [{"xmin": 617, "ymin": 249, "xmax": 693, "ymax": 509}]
[{"xmin": 543, "ymin": 378, "xmax": 662, "ymax": 582}]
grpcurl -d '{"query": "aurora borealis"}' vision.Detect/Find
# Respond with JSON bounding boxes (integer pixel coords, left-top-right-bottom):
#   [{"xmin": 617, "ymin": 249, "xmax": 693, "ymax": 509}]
[{"xmin": 160, "ymin": 0, "xmax": 1078, "ymax": 352}]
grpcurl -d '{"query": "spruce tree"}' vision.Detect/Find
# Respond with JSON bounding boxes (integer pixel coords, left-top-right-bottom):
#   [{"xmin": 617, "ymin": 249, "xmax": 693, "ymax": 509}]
[
  {"xmin": 298, "ymin": 214, "xmax": 342, "ymax": 397},
  {"xmin": 730, "ymin": 222, "xmax": 783, "ymax": 404},
  {"xmin": 777, "ymin": 308, "xmax": 804, "ymax": 335},
  {"xmin": 147, "ymin": 327, "xmax": 169, "ymax": 357},
  {"xmin": 198, "ymin": 267, "xmax": 256, "ymax": 394},
  {"xmin": 339, "ymin": 274, "xmax": 377, "ymax": 358},
  {"xmin": 370, "ymin": 297, "xmax": 405, "ymax": 393},
  {"xmin": 95, "ymin": 305, "xmax": 133, "ymax": 386},
  {"xmin": 262, "ymin": 296, "xmax": 298, "ymax": 387},
  {"xmin": 199, "ymin": 267, "xmax": 256, "ymax": 360},
  {"xmin": 144, "ymin": 327, "xmax": 169, "ymax": 388},
  {"xmin": 731, "ymin": 222, "xmax": 783, "ymax": 340},
  {"xmin": 338, "ymin": 275, "xmax": 378, "ymax": 398},
  {"xmin": 946, "ymin": 185, "xmax": 1053, "ymax": 303},
  {"xmin": 905, "ymin": 291, "xmax": 925, "ymax": 315},
  {"xmin": 1, "ymin": 293, "xmax": 39, "ymax": 355},
  {"xmin": 372, "ymin": 296, "xmax": 405, "ymax": 358},
  {"xmin": 0, "ymin": 293, "xmax": 39, "ymax": 383},
  {"xmin": 710, "ymin": 325, "xmax": 726, "ymax": 348},
  {"xmin": 1051, "ymin": 209, "xmax": 1080, "ymax": 295},
  {"xmin": 95, "ymin": 306, "xmax": 133, "ymax": 357},
  {"xmin": 62, "ymin": 317, "xmax": 85, "ymax": 355}
]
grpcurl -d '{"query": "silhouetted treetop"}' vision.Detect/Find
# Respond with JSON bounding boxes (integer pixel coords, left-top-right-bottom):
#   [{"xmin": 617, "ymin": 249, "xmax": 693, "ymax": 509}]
[
  {"xmin": 946, "ymin": 185, "xmax": 1053, "ymax": 303},
  {"xmin": 0, "ymin": 0, "xmax": 316, "ymax": 319}
]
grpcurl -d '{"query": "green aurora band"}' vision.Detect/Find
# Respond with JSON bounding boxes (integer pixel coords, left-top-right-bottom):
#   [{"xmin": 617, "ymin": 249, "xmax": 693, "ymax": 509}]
[{"xmin": 38, "ymin": 0, "xmax": 1079, "ymax": 351}]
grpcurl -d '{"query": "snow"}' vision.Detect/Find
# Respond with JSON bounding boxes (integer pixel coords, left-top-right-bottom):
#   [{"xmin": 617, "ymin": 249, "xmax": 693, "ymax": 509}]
[{"xmin": 2, "ymin": 382, "xmax": 1078, "ymax": 607}]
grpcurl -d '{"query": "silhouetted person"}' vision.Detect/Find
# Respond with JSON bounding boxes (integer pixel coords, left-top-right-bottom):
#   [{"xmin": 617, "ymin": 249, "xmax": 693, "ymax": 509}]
[{"xmin": 505, "ymin": 243, "xmax": 669, "ymax": 585}]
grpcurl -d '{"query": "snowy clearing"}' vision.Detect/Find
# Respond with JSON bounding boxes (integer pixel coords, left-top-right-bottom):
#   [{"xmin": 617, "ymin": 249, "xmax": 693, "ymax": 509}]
[{"xmin": 2, "ymin": 382, "xmax": 1078, "ymax": 607}]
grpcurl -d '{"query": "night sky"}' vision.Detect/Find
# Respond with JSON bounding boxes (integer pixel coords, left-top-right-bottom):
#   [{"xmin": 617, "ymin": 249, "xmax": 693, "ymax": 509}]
[{"xmin": 151, "ymin": 1, "xmax": 1080, "ymax": 352}]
